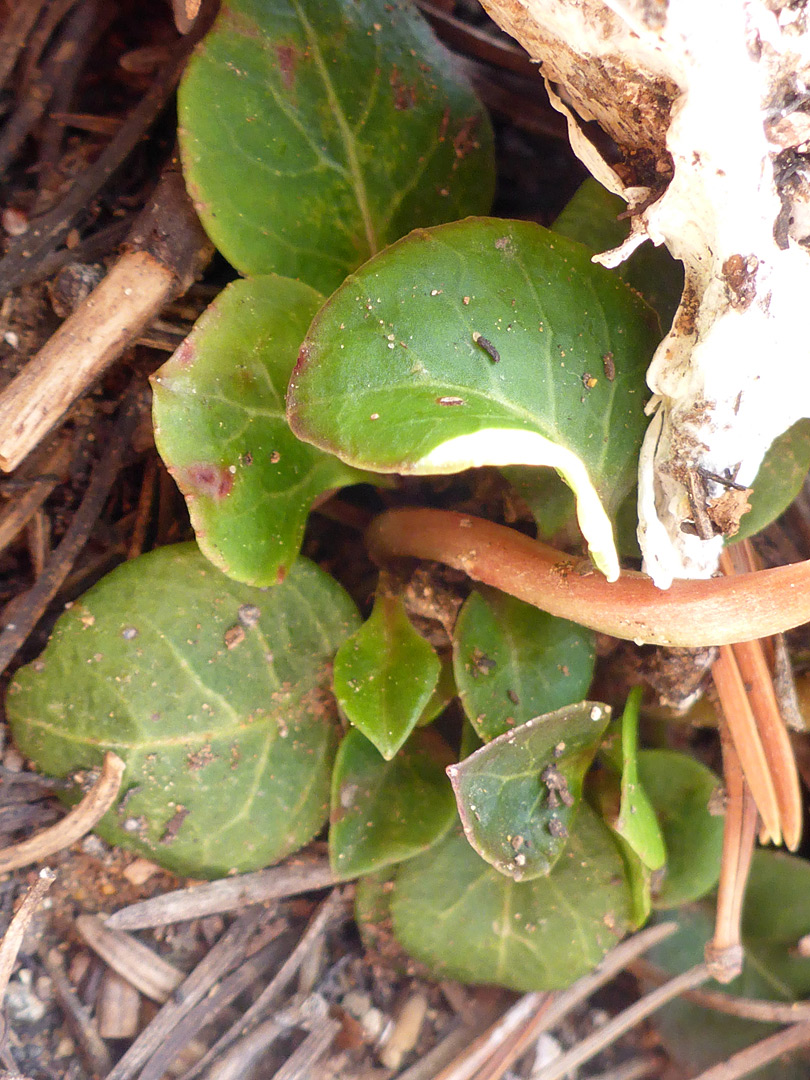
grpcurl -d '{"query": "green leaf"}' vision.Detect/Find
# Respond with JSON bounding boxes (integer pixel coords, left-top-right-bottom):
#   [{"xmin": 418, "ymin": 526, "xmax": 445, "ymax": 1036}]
[
  {"xmin": 416, "ymin": 651, "xmax": 456, "ymax": 726},
  {"xmin": 447, "ymin": 702, "xmax": 611, "ymax": 880},
  {"xmin": 552, "ymin": 178, "xmax": 684, "ymax": 331},
  {"xmin": 734, "ymin": 418, "xmax": 810, "ymax": 542},
  {"xmin": 637, "ymin": 749, "xmax": 724, "ymax": 908},
  {"xmin": 648, "ymin": 851, "xmax": 810, "ymax": 1077},
  {"xmin": 333, "ymin": 593, "xmax": 441, "ymax": 759},
  {"xmin": 6, "ymin": 544, "xmax": 359, "ymax": 878},
  {"xmin": 152, "ymin": 277, "xmax": 372, "ymax": 586},
  {"xmin": 591, "ymin": 689, "xmax": 665, "ymax": 927},
  {"xmin": 611, "ymin": 689, "xmax": 666, "ymax": 870},
  {"xmin": 329, "ymin": 727, "xmax": 457, "ymax": 878},
  {"xmin": 178, "ymin": 0, "xmax": 495, "ymax": 294},
  {"xmin": 390, "ymin": 807, "xmax": 633, "ymax": 991},
  {"xmin": 452, "ymin": 588, "xmax": 595, "ymax": 742},
  {"xmin": 288, "ymin": 218, "xmax": 659, "ymax": 580}
]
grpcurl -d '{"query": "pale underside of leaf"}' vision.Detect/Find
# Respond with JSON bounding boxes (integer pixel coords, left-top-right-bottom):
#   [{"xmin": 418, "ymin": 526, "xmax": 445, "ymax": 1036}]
[{"xmin": 415, "ymin": 427, "xmax": 619, "ymax": 581}]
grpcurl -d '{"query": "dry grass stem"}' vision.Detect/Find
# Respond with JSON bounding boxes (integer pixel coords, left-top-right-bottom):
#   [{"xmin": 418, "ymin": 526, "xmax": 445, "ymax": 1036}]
[
  {"xmin": 531, "ymin": 964, "xmax": 711, "ymax": 1080},
  {"xmin": 180, "ymin": 889, "xmax": 347, "ymax": 1080},
  {"xmin": 0, "ymin": 752, "xmax": 124, "ymax": 872},
  {"xmin": 366, "ymin": 509, "xmax": 810, "ymax": 646},
  {"xmin": 106, "ymin": 853, "xmax": 338, "ymax": 930},
  {"xmin": 630, "ymin": 957, "xmax": 810, "ymax": 1023},
  {"xmin": 0, "ymin": 433, "xmax": 73, "ymax": 557},
  {"xmin": 37, "ymin": 943, "xmax": 112, "ymax": 1077},
  {"xmin": 103, "ymin": 908, "xmax": 271, "ymax": 1080},
  {"xmin": 690, "ymin": 1021, "xmax": 810, "ymax": 1080},
  {"xmin": 420, "ymin": 923, "xmax": 678, "ymax": 1080},
  {"xmin": 0, "ymin": 868, "xmax": 55, "ymax": 1002},
  {"xmin": 705, "ymin": 727, "xmax": 758, "ymax": 983},
  {"xmin": 711, "ymin": 646, "xmax": 780, "ymax": 844}
]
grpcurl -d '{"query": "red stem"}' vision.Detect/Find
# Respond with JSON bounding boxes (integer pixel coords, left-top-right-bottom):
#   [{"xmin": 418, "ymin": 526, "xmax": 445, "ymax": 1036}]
[{"xmin": 366, "ymin": 508, "xmax": 810, "ymax": 647}]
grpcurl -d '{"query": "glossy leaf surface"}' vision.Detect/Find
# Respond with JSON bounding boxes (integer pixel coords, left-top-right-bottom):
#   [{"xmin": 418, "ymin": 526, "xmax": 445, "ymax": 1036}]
[
  {"xmin": 152, "ymin": 277, "xmax": 371, "ymax": 585},
  {"xmin": 329, "ymin": 728, "xmax": 456, "ymax": 878},
  {"xmin": 179, "ymin": 0, "xmax": 494, "ymax": 293},
  {"xmin": 6, "ymin": 544, "xmax": 359, "ymax": 877},
  {"xmin": 288, "ymin": 218, "xmax": 659, "ymax": 579},
  {"xmin": 391, "ymin": 808, "xmax": 633, "ymax": 991},
  {"xmin": 333, "ymin": 593, "xmax": 441, "ymax": 759},
  {"xmin": 447, "ymin": 702, "xmax": 611, "ymax": 880},
  {"xmin": 452, "ymin": 588, "xmax": 595, "ymax": 742}
]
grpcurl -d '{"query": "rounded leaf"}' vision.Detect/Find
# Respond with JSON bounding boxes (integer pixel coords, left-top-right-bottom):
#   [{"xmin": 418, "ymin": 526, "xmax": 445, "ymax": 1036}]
[
  {"xmin": 452, "ymin": 588, "xmax": 595, "ymax": 742},
  {"xmin": 391, "ymin": 807, "xmax": 633, "ymax": 991},
  {"xmin": 178, "ymin": 0, "xmax": 495, "ymax": 292},
  {"xmin": 288, "ymin": 218, "xmax": 659, "ymax": 579},
  {"xmin": 329, "ymin": 728, "xmax": 456, "ymax": 878},
  {"xmin": 6, "ymin": 544, "xmax": 359, "ymax": 877},
  {"xmin": 637, "ymin": 749, "xmax": 724, "ymax": 909},
  {"xmin": 152, "ymin": 276, "xmax": 371, "ymax": 586}
]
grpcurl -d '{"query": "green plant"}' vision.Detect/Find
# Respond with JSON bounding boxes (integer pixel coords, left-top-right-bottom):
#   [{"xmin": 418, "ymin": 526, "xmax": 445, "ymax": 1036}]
[{"xmin": 7, "ymin": 0, "xmax": 810, "ymax": 998}]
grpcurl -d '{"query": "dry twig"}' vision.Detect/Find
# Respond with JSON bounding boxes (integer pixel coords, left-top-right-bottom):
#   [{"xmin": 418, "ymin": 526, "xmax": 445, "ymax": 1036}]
[
  {"xmin": 0, "ymin": 160, "xmax": 211, "ymax": 472},
  {"xmin": 0, "ymin": 869, "xmax": 55, "ymax": 1003},
  {"xmin": 0, "ymin": 752, "xmax": 124, "ymax": 873},
  {"xmin": 105, "ymin": 853, "xmax": 338, "ymax": 930},
  {"xmin": 0, "ymin": 387, "xmax": 145, "ymax": 676}
]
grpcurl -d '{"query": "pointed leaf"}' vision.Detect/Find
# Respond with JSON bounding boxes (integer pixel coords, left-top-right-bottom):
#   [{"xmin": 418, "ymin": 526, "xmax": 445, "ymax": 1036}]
[
  {"xmin": 152, "ymin": 277, "xmax": 372, "ymax": 586},
  {"xmin": 390, "ymin": 808, "xmax": 633, "ymax": 991},
  {"xmin": 637, "ymin": 749, "xmax": 724, "ymax": 909},
  {"xmin": 329, "ymin": 728, "xmax": 456, "ymax": 878},
  {"xmin": 613, "ymin": 688, "xmax": 666, "ymax": 871},
  {"xmin": 6, "ymin": 544, "xmax": 359, "ymax": 877},
  {"xmin": 452, "ymin": 587, "xmax": 595, "ymax": 742},
  {"xmin": 591, "ymin": 690, "xmax": 664, "ymax": 927},
  {"xmin": 333, "ymin": 594, "xmax": 441, "ymax": 759},
  {"xmin": 447, "ymin": 702, "xmax": 611, "ymax": 880},
  {"xmin": 178, "ymin": 0, "xmax": 494, "ymax": 293},
  {"xmin": 288, "ymin": 218, "xmax": 659, "ymax": 579}
]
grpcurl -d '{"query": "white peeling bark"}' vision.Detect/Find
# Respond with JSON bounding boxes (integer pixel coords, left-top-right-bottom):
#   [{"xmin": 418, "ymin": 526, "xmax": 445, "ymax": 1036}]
[{"xmin": 480, "ymin": 0, "xmax": 810, "ymax": 586}]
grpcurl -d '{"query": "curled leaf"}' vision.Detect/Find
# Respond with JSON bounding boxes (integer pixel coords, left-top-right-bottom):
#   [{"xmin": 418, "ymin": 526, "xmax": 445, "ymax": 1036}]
[
  {"xmin": 447, "ymin": 702, "xmax": 611, "ymax": 880},
  {"xmin": 288, "ymin": 218, "xmax": 659, "ymax": 580}
]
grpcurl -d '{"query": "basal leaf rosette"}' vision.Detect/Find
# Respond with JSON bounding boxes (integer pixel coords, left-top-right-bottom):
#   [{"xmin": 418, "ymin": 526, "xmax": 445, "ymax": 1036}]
[
  {"xmin": 6, "ymin": 544, "xmax": 359, "ymax": 877},
  {"xmin": 287, "ymin": 219, "xmax": 659, "ymax": 580},
  {"xmin": 178, "ymin": 0, "xmax": 495, "ymax": 294}
]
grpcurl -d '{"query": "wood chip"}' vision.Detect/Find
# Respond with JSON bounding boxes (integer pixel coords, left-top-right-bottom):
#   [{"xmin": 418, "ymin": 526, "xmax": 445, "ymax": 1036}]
[{"xmin": 75, "ymin": 914, "xmax": 183, "ymax": 1004}]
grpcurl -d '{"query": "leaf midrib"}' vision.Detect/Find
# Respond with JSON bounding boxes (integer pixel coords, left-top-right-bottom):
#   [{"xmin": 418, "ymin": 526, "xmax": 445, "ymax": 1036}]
[{"xmin": 291, "ymin": 0, "xmax": 377, "ymax": 256}]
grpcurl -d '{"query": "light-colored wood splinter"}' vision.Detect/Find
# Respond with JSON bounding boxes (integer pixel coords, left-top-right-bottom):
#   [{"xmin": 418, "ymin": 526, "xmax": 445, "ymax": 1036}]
[
  {"xmin": 0, "ymin": 751, "xmax": 124, "ymax": 872},
  {"xmin": 0, "ymin": 251, "xmax": 174, "ymax": 473}
]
